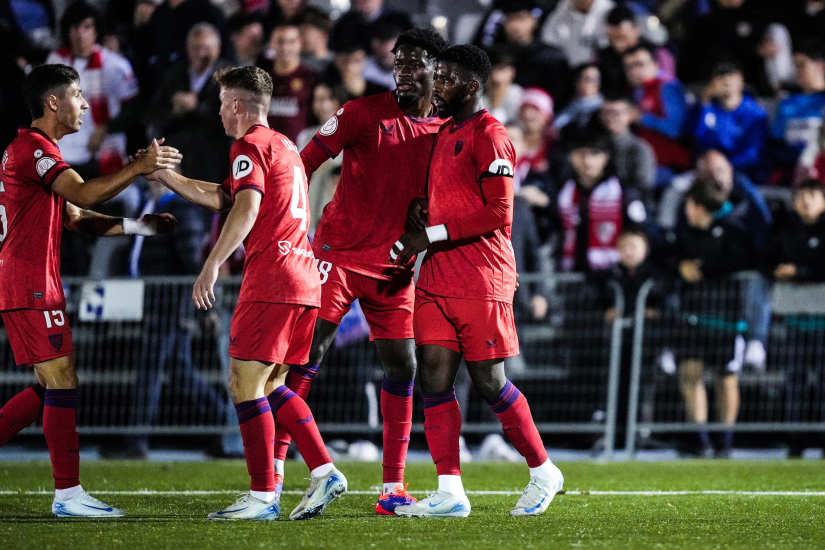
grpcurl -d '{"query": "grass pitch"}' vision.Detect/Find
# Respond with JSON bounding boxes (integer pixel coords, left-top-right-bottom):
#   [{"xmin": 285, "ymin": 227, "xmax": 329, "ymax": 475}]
[{"xmin": 1, "ymin": 460, "xmax": 824, "ymax": 549}]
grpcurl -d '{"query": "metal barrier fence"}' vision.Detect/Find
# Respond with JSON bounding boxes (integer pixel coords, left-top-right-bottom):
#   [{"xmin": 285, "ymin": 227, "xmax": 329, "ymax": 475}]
[
  {"xmin": 625, "ymin": 272, "xmax": 825, "ymax": 454},
  {"xmin": 0, "ymin": 274, "xmax": 626, "ymax": 451}
]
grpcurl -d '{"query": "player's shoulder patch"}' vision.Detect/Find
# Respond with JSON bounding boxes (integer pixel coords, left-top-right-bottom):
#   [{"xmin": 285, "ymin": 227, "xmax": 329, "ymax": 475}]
[
  {"xmin": 232, "ymin": 154, "xmax": 254, "ymax": 179},
  {"xmin": 320, "ymin": 115, "xmax": 338, "ymax": 136},
  {"xmin": 485, "ymin": 158, "xmax": 514, "ymax": 178},
  {"xmin": 36, "ymin": 157, "xmax": 57, "ymax": 178}
]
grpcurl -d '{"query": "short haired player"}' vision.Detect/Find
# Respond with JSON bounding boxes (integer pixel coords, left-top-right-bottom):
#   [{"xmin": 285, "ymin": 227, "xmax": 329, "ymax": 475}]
[
  {"xmin": 389, "ymin": 45, "xmax": 564, "ymax": 518},
  {"xmin": 149, "ymin": 66, "xmax": 346, "ymax": 521},
  {"xmin": 0, "ymin": 63, "xmax": 181, "ymax": 517}
]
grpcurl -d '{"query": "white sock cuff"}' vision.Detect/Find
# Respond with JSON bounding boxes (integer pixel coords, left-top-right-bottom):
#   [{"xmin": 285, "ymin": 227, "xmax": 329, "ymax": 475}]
[
  {"xmin": 250, "ymin": 490, "xmax": 276, "ymax": 503},
  {"xmin": 529, "ymin": 460, "xmax": 556, "ymax": 482},
  {"xmin": 55, "ymin": 484, "xmax": 83, "ymax": 501},
  {"xmin": 437, "ymin": 474, "xmax": 465, "ymax": 496},
  {"xmin": 310, "ymin": 463, "xmax": 334, "ymax": 479},
  {"xmin": 274, "ymin": 458, "xmax": 285, "ymax": 476}
]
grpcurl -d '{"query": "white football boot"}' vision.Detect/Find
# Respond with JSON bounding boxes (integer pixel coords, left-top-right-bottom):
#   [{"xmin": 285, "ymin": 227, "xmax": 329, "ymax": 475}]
[
  {"xmin": 509, "ymin": 464, "xmax": 565, "ymax": 517},
  {"xmin": 289, "ymin": 467, "xmax": 347, "ymax": 520},
  {"xmin": 208, "ymin": 493, "xmax": 280, "ymax": 521},
  {"xmin": 52, "ymin": 491, "xmax": 125, "ymax": 518},
  {"xmin": 393, "ymin": 489, "xmax": 471, "ymax": 518}
]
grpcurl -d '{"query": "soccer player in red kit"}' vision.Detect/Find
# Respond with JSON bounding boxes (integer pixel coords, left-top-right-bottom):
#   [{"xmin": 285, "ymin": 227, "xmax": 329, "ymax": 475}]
[
  {"xmin": 0, "ymin": 64, "xmax": 181, "ymax": 517},
  {"xmin": 285, "ymin": 28, "xmax": 448, "ymax": 515},
  {"xmin": 150, "ymin": 66, "xmax": 346, "ymax": 521},
  {"xmin": 389, "ymin": 46, "xmax": 564, "ymax": 518}
]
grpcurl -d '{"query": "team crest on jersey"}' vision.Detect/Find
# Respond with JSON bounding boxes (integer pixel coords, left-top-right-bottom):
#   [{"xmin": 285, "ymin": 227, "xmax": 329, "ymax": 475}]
[
  {"xmin": 455, "ymin": 141, "xmax": 464, "ymax": 155},
  {"xmin": 36, "ymin": 157, "xmax": 56, "ymax": 178},
  {"xmin": 320, "ymin": 116, "xmax": 338, "ymax": 136},
  {"xmin": 48, "ymin": 334, "xmax": 64, "ymax": 351},
  {"xmin": 34, "ymin": 149, "xmax": 43, "ymax": 159},
  {"xmin": 232, "ymin": 155, "xmax": 253, "ymax": 179}
]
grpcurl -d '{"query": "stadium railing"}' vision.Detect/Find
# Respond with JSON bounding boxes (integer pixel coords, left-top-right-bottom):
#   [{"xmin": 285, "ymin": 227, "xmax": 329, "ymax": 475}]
[
  {"xmin": 0, "ymin": 273, "xmax": 628, "ymax": 457},
  {"xmin": 624, "ymin": 271, "xmax": 825, "ymax": 455}
]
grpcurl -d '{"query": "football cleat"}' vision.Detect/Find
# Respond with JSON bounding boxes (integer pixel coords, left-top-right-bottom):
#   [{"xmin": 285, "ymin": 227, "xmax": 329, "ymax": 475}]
[
  {"xmin": 52, "ymin": 491, "xmax": 125, "ymax": 518},
  {"xmin": 207, "ymin": 493, "xmax": 280, "ymax": 521},
  {"xmin": 375, "ymin": 483, "xmax": 417, "ymax": 515},
  {"xmin": 289, "ymin": 467, "xmax": 347, "ymax": 520},
  {"xmin": 393, "ymin": 490, "xmax": 471, "ymax": 518},
  {"xmin": 509, "ymin": 465, "xmax": 564, "ymax": 517}
]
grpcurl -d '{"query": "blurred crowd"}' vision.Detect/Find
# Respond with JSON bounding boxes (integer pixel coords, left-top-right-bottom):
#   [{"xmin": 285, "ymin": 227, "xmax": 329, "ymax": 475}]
[{"xmin": 3, "ymin": 0, "xmax": 825, "ymax": 456}]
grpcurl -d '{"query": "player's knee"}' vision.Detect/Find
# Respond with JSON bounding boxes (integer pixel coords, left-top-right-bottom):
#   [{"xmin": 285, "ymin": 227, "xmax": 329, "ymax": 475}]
[
  {"xmin": 680, "ymin": 360, "xmax": 704, "ymax": 385},
  {"xmin": 382, "ymin": 358, "xmax": 416, "ymax": 383},
  {"xmin": 34, "ymin": 356, "xmax": 78, "ymax": 389}
]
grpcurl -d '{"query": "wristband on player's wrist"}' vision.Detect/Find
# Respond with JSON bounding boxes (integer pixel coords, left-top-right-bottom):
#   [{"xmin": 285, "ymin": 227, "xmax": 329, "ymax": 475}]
[
  {"xmin": 123, "ymin": 217, "xmax": 157, "ymax": 236},
  {"xmin": 425, "ymin": 224, "xmax": 449, "ymax": 243}
]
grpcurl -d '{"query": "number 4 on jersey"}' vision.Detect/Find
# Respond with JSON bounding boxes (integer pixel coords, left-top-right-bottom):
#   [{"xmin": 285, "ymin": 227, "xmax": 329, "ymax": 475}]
[{"xmin": 290, "ymin": 165, "xmax": 308, "ymax": 231}]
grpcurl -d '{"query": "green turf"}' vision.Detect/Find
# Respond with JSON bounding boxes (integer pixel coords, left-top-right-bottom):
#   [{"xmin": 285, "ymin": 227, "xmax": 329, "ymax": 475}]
[{"xmin": 2, "ymin": 460, "xmax": 824, "ymax": 549}]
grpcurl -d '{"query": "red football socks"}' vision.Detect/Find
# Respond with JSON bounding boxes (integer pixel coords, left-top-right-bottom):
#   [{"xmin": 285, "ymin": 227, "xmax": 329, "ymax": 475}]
[
  {"xmin": 487, "ymin": 380, "xmax": 548, "ymax": 468},
  {"xmin": 422, "ymin": 388, "xmax": 462, "ymax": 477},
  {"xmin": 273, "ymin": 364, "xmax": 318, "ymax": 461},
  {"xmin": 0, "ymin": 384, "xmax": 45, "ymax": 447},
  {"xmin": 381, "ymin": 377, "xmax": 414, "ymax": 483},
  {"xmin": 236, "ymin": 397, "xmax": 276, "ymax": 492},
  {"xmin": 267, "ymin": 386, "xmax": 330, "ymax": 471},
  {"xmin": 43, "ymin": 389, "xmax": 80, "ymax": 490}
]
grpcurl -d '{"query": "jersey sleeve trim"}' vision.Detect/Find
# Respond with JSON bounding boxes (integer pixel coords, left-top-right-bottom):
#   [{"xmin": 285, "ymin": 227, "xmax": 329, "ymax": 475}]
[
  {"xmin": 312, "ymin": 136, "xmax": 337, "ymax": 159},
  {"xmin": 233, "ymin": 184, "xmax": 265, "ymax": 198},
  {"xmin": 42, "ymin": 163, "xmax": 70, "ymax": 190}
]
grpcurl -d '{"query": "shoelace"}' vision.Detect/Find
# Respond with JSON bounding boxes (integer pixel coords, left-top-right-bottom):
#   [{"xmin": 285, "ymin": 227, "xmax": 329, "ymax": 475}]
[{"xmin": 516, "ymin": 480, "xmax": 545, "ymax": 507}]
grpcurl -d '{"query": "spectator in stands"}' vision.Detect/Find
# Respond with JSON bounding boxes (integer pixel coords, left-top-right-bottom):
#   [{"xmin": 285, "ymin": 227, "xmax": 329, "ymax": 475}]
[
  {"xmin": 599, "ymin": 94, "xmax": 656, "ymax": 192},
  {"xmin": 554, "ymin": 63, "xmax": 603, "ymax": 132},
  {"xmin": 624, "ymin": 44, "xmax": 691, "ymax": 174},
  {"xmin": 105, "ymin": 179, "xmax": 225, "ymax": 459},
  {"xmin": 147, "ymin": 23, "xmax": 232, "ymax": 185},
  {"xmin": 497, "ymin": 0, "xmax": 570, "ymax": 105},
  {"xmin": 771, "ymin": 40, "xmax": 825, "ymax": 184},
  {"xmin": 768, "ymin": 178, "xmax": 825, "ymax": 283},
  {"xmin": 689, "ymin": 60, "xmax": 770, "ymax": 181},
  {"xmin": 364, "ymin": 20, "xmax": 403, "ymax": 90},
  {"xmin": 677, "ymin": 0, "xmax": 768, "ymax": 90},
  {"xmin": 540, "ymin": 0, "xmax": 615, "ymax": 67},
  {"xmin": 228, "ymin": 12, "xmax": 265, "ymax": 67},
  {"xmin": 324, "ymin": 37, "xmax": 389, "ymax": 102},
  {"xmin": 758, "ymin": 23, "xmax": 796, "ymax": 96},
  {"xmin": 264, "ymin": 23, "xmax": 316, "ymax": 142},
  {"xmin": 132, "ymin": 0, "xmax": 228, "ymax": 94},
  {"xmin": 262, "ymin": 0, "xmax": 309, "ymax": 29},
  {"xmin": 597, "ymin": 5, "xmax": 675, "ymax": 96},
  {"xmin": 553, "ymin": 126, "xmax": 647, "ymax": 273},
  {"xmin": 296, "ymin": 83, "xmax": 348, "ymax": 231},
  {"xmin": 299, "ymin": 8, "xmax": 333, "ymax": 74},
  {"xmin": 484, "ymin": 47, "xmax": 524, "ymax": 126},
  {"xmin": 517, "ymin": 87, "xmax": 555, "ymax": 174},
  {"xmin": 48, "ymin": 1, "xmax": 141, "ymax": 180},
  {"xmin": 670, "ymin": 177, "xmax": 755, "ymax": 458},
  {"xmin": 328, "ymin": 0, "xmax": 411, "ymax": 55}
]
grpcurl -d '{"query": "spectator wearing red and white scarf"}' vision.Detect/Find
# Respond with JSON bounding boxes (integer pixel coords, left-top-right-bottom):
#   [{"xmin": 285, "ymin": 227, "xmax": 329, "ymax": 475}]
[{"xmin": 47, "ymin": 1, "xmax": 139, "ymax": 179}]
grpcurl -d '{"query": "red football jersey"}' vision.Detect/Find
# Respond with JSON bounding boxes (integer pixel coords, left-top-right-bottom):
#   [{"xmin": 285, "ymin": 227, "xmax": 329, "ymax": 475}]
[
  {"xmin": 303, "ymin": 91, "xmax": 442, "ymax": 280},
  {"xmin": 0, "ymin": 128, "xmax": 71, "ymax": 311},
  {"xmin": 221, "ymin": 125, "xmax": 320, "ymax": 307},
  {"xmin": 417, "ymin": 110, "xmax": 518, "ymax": 303}
]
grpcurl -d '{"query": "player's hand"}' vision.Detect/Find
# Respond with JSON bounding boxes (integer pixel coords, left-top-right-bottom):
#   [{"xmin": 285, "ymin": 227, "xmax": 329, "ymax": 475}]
[
  {"xmin": 136, "ymin": 138, "xmax": 182, "ymax": 175},
  {"xmin": 172, "ymin": 91, "xmax": 198, "ymax": 115},
  {"xmin": 774, "ymin": 263, "xmax": 797, "ymax": 280},
  {"xmin": 140, "ymin": 212, "xmax": 178, "ymax": 234},
  {"xmin": 407, "ymin": 198, "xmax": 429, "ymax": 230},
  {"xmin": 390, "ymin": 230, "xmax": 429, "ymax": 266},
  {"xmin": 193, "ymin": 262, "xmax": 219, "ymax": 310}
]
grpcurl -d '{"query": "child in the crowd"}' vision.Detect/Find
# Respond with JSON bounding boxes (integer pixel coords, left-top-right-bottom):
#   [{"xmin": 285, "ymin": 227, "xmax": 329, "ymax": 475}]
[
  {"xmin": 670, "ymin": 178, "xmax": 756, "ymax": 457},
  {"xmin": 768, "ymin": 178, "xmax": 825, "ymax": 282}
]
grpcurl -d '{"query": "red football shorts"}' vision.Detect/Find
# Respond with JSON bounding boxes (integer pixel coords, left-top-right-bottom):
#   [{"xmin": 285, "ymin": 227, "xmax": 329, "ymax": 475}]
[
  {"xmin": 1, "ymin": 309, "xmax": 74, "ymax": 365},
  {"xmin": 413, "ymin": 289, "xmax": 519, "ymax": 361},
  {"xmin": 316, "ymin": 262, "xmax": 414, "ymax": 340},
  {"xmin": 229, "ymin": 302, "xmax": 317, "ymax": 365}
]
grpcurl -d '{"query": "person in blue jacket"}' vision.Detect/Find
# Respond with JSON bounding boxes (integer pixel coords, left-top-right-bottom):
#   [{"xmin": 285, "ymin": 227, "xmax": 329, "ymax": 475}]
[
  {"xmin": 771, "ymin": 39, "xmax": 825, "ymax": 184},
  {"xmin": 690, "ymin": 60, "xmax": 769, "ymax": 181}
]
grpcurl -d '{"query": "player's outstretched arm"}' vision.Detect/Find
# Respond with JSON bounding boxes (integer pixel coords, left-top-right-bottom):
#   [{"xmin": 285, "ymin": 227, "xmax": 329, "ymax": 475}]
[
  {"xmin": 51, "ymin": 138, "xmax": 181, "ymax": 208},
  {"xmin": 149, "ymin": 169, "xmax": 233, "ymax": 213},
  {"xmin": 63, "ymin": 202, "xmax": 178, "ymax": 237},
  {"xmin": 192, "ymin": 189, "xmax": 261, "ymax": 310}
]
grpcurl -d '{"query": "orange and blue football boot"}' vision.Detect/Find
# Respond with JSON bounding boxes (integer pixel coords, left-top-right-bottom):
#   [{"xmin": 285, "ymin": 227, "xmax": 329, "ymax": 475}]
[{"xmin": 375, "ymin": 483, "xmax": 417, "ymax": 515}]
